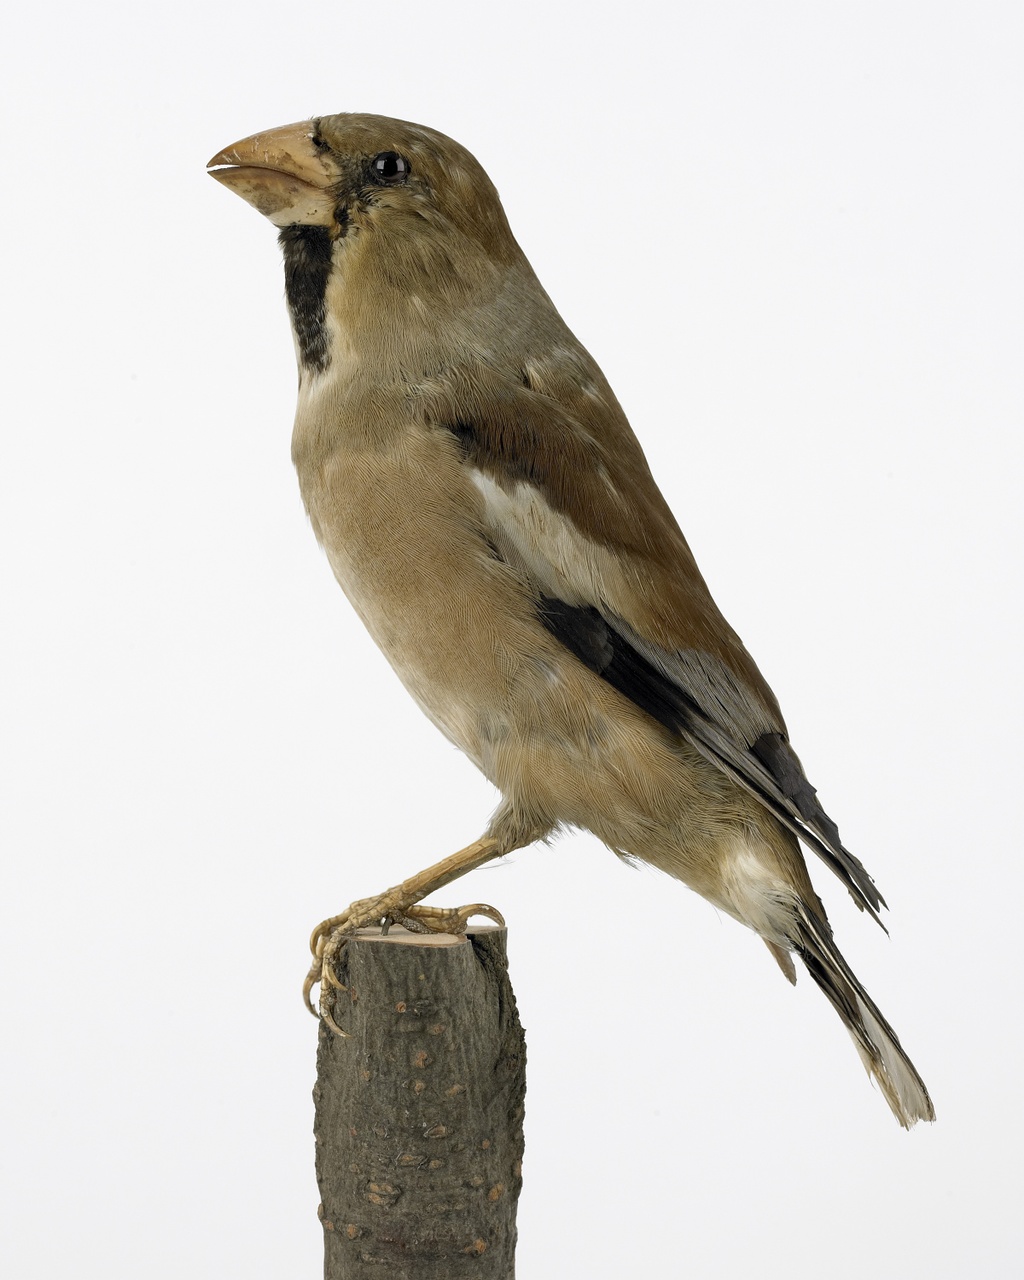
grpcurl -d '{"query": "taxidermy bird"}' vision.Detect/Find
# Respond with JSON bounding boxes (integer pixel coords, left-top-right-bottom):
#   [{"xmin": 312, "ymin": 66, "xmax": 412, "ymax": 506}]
[{"xmin": 208, "ymin": 113, "xmax": 934, "ymax": 1127}]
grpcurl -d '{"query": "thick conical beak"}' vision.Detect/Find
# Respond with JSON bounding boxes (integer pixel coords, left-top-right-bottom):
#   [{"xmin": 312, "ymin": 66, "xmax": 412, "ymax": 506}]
[{"xmin": 207, "ymin": 121, "xmax": 338, "ymax": 226}]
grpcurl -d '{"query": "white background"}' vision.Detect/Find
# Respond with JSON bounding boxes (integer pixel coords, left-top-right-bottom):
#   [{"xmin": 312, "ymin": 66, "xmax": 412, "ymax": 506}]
[{"xmin": 2, "ymin": 3, "xmax": 1021, "ymax": 1276}]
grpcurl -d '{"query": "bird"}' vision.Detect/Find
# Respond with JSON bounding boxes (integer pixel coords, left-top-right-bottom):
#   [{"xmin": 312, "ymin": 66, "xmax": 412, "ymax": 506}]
[{"xmin": 207, "ymin": 113, "xmax": 934, "ymax": 1126}]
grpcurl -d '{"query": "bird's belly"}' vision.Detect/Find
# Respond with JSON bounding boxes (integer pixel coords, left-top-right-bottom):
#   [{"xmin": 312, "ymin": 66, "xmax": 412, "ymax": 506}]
[{"xmin": 297, "ymin": 428, "xmax": 555, "ymax": 767}]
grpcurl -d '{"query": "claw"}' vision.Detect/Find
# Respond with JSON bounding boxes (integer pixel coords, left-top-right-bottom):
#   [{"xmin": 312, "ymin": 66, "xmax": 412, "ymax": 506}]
[
  {"xmin": 318, "ymin": 972, "xmax": 351, "ymax": 1038},
  {"xmin": 303, "ymin": 940, "xmax": 349, "ymax": 1017},
  {"xmin": 321, "ymin": 1006, "xmax": 351, "ymax": 1038},
  {"xmin": 321, "ymin": 960, "xmax": 348, "ymax": 990},
  {"xmin": 302, "ymin": 965, "xmax": 319, "ymax": 1017}
]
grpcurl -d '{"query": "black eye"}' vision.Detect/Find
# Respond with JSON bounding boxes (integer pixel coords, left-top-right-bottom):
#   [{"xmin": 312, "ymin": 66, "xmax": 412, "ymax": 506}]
[{"xmin": 370, "ymin": 151, "xmax": 410, "ymax": 185}]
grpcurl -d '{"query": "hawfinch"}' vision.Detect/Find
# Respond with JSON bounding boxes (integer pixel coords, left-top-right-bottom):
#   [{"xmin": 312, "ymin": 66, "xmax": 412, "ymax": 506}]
[{"xmin": 208, "ymin": 114, "xmax": 933, "ymax": 1127}]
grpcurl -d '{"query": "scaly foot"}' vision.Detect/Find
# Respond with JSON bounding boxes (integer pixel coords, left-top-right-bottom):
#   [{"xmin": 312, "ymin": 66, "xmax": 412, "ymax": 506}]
[
  {"xmin": 304, "ymin": 893, "xmax": 505, "ymax": 1035},
  {"xmin": 301, "ymin": 835, "xmax": 513, "ymax": 1034}
]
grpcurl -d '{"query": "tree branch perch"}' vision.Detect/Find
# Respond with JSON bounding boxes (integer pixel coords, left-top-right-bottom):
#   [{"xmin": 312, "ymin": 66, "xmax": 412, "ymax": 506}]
[{"xmin": 313, "ymin": 925, "xmax": 525, "ymax": 1279}]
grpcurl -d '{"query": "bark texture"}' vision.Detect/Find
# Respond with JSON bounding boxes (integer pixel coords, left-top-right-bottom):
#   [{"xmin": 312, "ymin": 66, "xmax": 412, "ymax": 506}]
[{"xmin": 313, "ymin": 926, "xmax": 525, "ymax": 1279}]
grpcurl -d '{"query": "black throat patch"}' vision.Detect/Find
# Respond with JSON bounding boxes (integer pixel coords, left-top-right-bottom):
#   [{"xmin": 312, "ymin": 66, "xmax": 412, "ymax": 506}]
[{"xmin": 278, "ymin": 224, "xmax": 333, "ymax": 373}]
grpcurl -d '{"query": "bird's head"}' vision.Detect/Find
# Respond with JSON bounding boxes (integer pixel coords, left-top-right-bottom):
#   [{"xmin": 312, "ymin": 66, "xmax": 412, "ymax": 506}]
[
  {"xmin": 210, "ymin": 114, "xmax": 520, "ymax": 253},
  {"xmin": 208, "ymin": 113, "xmax": 533, "ymax": 373}
]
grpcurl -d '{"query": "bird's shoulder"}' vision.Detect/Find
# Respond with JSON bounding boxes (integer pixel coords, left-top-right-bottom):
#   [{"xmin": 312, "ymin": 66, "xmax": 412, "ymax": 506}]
[{"xmin": 410, "ymin": 353, "xmax": 780, "ymax": 716}]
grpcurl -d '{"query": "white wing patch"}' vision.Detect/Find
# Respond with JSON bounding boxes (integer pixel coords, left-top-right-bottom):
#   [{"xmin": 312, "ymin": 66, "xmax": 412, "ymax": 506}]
[{"xmin": 468, "ymin": 469, "xmax": 634, "ymax": 614}]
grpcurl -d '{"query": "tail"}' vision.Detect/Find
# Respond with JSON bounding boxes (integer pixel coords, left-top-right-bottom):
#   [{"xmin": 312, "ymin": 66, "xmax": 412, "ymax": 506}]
[{"xmin": 792, "ymin": 908, "xmax": 935, "ymax": 1128}]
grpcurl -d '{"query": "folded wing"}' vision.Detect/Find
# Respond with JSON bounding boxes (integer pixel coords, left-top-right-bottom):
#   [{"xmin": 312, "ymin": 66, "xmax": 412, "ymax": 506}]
[{"xmin": 420, "ymin": 363, "xmax": 884, "ymax": 920}]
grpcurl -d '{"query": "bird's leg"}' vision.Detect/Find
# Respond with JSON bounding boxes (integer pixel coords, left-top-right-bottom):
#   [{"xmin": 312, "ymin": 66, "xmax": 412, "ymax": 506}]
[{"xmin": 303, "ymin": 834, "xmax": 508, "ymax": 1035}]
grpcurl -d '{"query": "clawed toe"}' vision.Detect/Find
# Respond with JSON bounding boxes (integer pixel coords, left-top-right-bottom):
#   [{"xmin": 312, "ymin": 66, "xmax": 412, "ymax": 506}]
[{"xmin": 383, "ymin": 901, "xmax": 505, "ymax": 935}]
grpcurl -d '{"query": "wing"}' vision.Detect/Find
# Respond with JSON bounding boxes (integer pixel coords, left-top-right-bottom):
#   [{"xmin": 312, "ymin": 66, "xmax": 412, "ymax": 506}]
[{"xmin": 415, "ymin": 362, "xmax": 885, "ymax": 922}]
